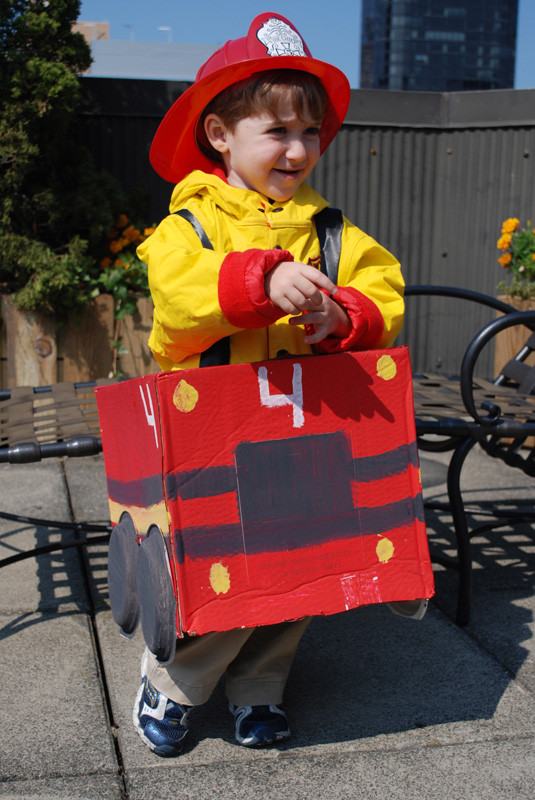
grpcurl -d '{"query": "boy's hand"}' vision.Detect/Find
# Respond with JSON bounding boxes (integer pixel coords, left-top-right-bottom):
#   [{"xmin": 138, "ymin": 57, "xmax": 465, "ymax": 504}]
[
  {"xmin": 289, "ymin": 292, "xmax": 352, "ymax": 343},
  {"xmin": 264, "ymin": 261, "xmax": 338, "ymax": 315}
]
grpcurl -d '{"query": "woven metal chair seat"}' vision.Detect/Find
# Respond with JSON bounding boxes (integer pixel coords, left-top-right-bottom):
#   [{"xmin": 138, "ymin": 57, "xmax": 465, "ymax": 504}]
[{"xmin": 0, "ymin": 380, "xmax": 116, "ymax": 462}]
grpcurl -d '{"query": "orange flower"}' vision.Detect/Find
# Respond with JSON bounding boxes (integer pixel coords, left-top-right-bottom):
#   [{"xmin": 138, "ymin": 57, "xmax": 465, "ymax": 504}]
[
  {"xmin": 100, "ymin": 257, "xmax": 113, "ymax": 268},
  {"xmin": 497, "ymin": 233, "xmax": 512, "ymax": 251},
  {"xmin": 124, "ymin": 225, "xmax": 141, "ymax": 242},
  {"xmin": 498, "ymin": 252, "xmax": 512, "ymax": 267},
  {"xmin": 143, "ymin": 227, "xmax": 156, "ymax": 237},
  {"xmin": 116, "ymin": 214, "xmax": 129, "ymax": 228},
  {"xmin": 501, "ymin": 217, "xmax": 520, "ymax": 234}
]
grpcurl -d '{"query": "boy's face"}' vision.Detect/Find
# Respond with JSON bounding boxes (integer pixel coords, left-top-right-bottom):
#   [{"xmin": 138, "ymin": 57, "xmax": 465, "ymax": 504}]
[{"xmin": 204, "ymin": 96, "xmax": 322, "ymax": 202}]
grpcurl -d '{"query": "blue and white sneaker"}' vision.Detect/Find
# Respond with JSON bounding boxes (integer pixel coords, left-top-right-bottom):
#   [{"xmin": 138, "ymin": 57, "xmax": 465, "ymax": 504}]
[
  {"xmin": 229, "ymin": 703, "xmax": 290, "ymax": 747},
  {"xmin": 133, "ymin": 677, "xmax": 190, "ymax": 757}
]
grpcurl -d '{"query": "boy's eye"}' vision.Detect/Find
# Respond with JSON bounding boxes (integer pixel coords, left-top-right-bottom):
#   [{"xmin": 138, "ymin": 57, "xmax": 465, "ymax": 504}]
[
  {"xmin": 269, "ymin": 126, "xmax": 287, "ymax": 134},
  {"xmin": 305, "ymin": 127, "xmax": 321, "ymax": 136}
]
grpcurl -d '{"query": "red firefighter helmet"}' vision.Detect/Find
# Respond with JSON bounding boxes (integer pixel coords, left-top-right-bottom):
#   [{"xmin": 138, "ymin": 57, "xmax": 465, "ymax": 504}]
[{"xmin": 149, "ymin": 12, "xmax": 350, "ymax": 184}]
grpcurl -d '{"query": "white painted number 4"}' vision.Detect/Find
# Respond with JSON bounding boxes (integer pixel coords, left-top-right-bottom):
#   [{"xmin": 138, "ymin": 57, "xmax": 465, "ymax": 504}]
[{"xmin": 257, "ymin": 363, "xmax": 304, "ymax": 428}]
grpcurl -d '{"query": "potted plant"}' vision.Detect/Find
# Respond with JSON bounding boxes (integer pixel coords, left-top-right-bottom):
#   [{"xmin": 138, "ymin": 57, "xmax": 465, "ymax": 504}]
[
  {"xmin": 96, "ymin": 215, "xmax": 155, "ymax": 378},
  {"xmin": 496, "ymin": 217, "xmax": 535, "ymax": 300},
  {"xmin": 494, "ymin": 217, "xmax": 535, "ymax": 373}
]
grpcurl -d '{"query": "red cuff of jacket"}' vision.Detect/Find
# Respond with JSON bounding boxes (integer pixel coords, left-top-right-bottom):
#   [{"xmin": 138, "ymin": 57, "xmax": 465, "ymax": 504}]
[
  {"xmin": 218, "ymin": 248, "xmax": 293, "ymax": 328},
  {"xmin": 313, "ymin": 286, "xmax": 385, "ymax": 354}
]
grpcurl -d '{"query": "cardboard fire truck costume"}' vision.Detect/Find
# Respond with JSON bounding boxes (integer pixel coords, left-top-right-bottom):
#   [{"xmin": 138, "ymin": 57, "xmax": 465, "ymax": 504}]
[{"xmin": 95, "ymin": 347, "xmax": 434, "ymax": 663}]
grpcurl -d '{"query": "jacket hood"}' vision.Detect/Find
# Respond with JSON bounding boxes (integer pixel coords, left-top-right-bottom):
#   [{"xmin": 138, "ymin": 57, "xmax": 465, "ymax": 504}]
[{"xmin": 168, "ymin": 169, "xmax": 330, "ymax": 221}]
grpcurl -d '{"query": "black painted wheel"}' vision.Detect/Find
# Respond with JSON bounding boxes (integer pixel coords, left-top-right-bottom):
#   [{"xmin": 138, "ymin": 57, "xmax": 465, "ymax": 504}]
[
  {"xmin": 136, "ymin": 525, "xmax": 177, "ymax": 664},
  {"xmin": 107, "ymin": 512, "xmax": 140, "ymax": 637}
]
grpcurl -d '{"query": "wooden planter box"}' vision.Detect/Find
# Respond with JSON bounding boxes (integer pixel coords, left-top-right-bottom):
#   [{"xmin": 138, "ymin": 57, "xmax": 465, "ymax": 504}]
[
  {"xmin": 0, "ymin": 294, "xmax": 156, "ymax": 389},
  {"xmin": 494, "ymin": 295, "xmax": 535, "ymax": 378},
  {"xmin": 494, "ymin": 295, "xmax": 535, "ymax": 448}
]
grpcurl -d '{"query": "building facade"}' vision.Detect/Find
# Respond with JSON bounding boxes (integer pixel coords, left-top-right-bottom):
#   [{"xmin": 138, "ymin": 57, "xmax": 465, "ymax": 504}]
[{"xmin": 360, "ymin": 0, "xmax": 518, "ymax": 91}]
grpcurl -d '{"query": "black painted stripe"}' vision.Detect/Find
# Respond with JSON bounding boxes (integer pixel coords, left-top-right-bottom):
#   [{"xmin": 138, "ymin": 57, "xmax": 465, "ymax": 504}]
[
  {"xmin": 165, "ymin": 465, "xmax": 237, "ymax": 501},
  {"xmin": 354, "ymin": 441, "xmax": 419, "ymax": 481},
  {"xmin": 164, "ymin": 440, "xmax": 419, "ymax": 502},
  {"xmin": 106, "ymin": 474, "xmax": 165, "ymax": 508},
  {"xmin": 173, "ymin": 494, "xmax": 425, "ymax": 563},
  {"xmin": 107, "ymin": 440, "xmax": 420, "ymax": 509}
]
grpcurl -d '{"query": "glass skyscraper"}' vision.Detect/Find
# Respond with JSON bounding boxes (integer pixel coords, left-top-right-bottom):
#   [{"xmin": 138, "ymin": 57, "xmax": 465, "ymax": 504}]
[{"xmin": 360, "ymin": 0, "xmax": 518, "ymax": 91}]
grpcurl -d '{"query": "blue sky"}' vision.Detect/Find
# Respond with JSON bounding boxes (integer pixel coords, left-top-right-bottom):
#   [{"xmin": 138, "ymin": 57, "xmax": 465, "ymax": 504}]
[{"xmin": 78, "ymin": 0, "xmax": 535, "ymax": 89}]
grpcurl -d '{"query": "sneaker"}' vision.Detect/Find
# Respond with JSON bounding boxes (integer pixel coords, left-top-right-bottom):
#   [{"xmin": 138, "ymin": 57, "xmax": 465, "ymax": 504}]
[
  {"xmin": 229, "ymin": 703, "xmax": 290, "ymax": 747},
  {"xmin": 133, "ymin": 677, "xmax": 190, "ymax": 757},
  {"xmin": 387, "ymin": 598, "xmax": 428, "ymax": 620}
]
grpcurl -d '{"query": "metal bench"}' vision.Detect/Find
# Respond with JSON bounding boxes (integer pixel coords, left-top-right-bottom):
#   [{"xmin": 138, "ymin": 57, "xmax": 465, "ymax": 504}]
[{"xmin": 1, "ymin": 286, "xmax": 535, "ymax": 626}]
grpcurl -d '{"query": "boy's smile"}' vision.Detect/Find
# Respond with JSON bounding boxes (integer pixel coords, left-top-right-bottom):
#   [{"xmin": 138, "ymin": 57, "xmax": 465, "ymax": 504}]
[{"xmin": 204, "ymin": 97, "xmax": 322, "ymax": 202}]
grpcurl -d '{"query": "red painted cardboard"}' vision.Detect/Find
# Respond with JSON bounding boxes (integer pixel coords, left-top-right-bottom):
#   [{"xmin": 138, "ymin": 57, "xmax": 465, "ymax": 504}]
[{"xmin": 95, "ymin": 347, "xmax": 434, "ymax": 637}]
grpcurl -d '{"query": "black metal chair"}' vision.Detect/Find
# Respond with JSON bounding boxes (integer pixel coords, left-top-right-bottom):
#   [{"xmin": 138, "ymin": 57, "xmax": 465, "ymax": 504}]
[
  {"xmin": 0, "ymin": 379, "xmax": 114, "ymax": 567},
  {"xmin": 407, "ymin": 286, "xmax": 535, "ymax": 625}
]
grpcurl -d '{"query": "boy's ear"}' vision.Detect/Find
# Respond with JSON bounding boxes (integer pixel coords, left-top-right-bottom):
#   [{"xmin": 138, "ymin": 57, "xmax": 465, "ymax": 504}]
[{"xmin": 204, "ymin": 113, "xmax": 229, "ymax": 154}]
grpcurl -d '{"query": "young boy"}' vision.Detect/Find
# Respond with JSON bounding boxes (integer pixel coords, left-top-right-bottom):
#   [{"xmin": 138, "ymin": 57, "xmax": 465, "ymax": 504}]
[{"xmin": 135, "ymin": 12, "xmax": 405, "ymax": 757}]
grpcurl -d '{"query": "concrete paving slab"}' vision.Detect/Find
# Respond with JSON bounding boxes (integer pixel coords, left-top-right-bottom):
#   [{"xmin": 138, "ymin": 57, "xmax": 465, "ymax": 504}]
[
  {"xmin": 0, "ymin": 462, "xmax": 88, "ymax": 613},
  {"xmin": 63, "ymin": 455, "xmax": 111, "ymax": 525},
  {"xmin": 0, "ymin": 612, "xmax": 118, "ymax": 782},
  {"xmin": 0, "ymin": 774, "xmax": 124, "ymax": 800},
  {"xmin": 466, "ymin": 589, "xmax": 535, "ymax": 695},
  {"xmin": 63, "ymin": 456, "xmax": 113, "ymax": 614},
  {"xmin": 97, "ymin": 600, "xmax": 535, "ymax": 770},
  {"xmin": 124, "ymin": 737, "xmax": 535, "ymax": 800}
]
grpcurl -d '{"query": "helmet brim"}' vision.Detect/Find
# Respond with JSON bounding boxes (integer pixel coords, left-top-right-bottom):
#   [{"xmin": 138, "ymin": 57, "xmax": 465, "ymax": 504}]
[{"xmin": 150, "ymin": 55, "xmax": 350, "ymax": 184}]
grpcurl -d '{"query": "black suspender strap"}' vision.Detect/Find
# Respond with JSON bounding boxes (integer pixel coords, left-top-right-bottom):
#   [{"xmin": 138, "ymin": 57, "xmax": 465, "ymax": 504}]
[
  {"xmin": 314, "ymin": 206, "xmax": 343, "ymax": 284},
  {"xmin": 173, "ymin": 208, "xmax": 214, "ymax": 250},
  {"xmin": 173, "ymin": 206, "xmax": 343, "ymax": 367},
  {"xmin": 198, "ymin": 336, "xmax": 230, "ymax": 367},
  {"xmin": 173, "ymin": 208, "xmax": 230, "ymax": 367}
]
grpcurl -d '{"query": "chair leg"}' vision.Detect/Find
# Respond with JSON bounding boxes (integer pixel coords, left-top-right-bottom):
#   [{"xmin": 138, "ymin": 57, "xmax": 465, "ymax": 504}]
[{"xmin": 447, "ymin": 437, "xmax": 477, "ymax": 626}]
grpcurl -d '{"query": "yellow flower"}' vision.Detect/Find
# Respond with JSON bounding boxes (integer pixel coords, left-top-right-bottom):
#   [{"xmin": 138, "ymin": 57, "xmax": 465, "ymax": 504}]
[
  {"xmin": 499, "ymin": 252, "xmax": 512, "ymax": 267},
  {"xmin": 497, "ymin": 233, "xmax": 512, "ymax": 250},
  {"xmin": 501, "ymin": 217, "xmax": 520, "ymax": 234}
]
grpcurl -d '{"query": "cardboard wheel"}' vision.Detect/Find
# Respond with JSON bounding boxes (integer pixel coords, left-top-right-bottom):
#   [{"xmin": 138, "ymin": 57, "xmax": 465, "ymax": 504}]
[
  {"xmin": 137, "ymin": 525, "xmax": 177, "ymax": 664},
  {"xmin": 107, "ymin": 512, "xmax": 140, "ymax": 637}
]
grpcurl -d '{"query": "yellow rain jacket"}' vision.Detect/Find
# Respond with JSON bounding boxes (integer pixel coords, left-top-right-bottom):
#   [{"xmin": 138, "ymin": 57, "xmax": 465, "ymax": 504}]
[{"xmin": 138, "ymin": 170, "xmax": 404, "ymax": 371}]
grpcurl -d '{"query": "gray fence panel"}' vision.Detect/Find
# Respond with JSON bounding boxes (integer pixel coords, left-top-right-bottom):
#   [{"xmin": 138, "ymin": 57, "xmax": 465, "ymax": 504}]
[{"xmin": 309, "ymin": 123, "xmax": 535, "ymax": 376}]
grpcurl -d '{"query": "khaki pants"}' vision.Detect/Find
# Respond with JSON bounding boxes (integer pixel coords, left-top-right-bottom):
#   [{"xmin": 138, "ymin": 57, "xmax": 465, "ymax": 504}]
[{"xmin": 143, "ymin": 617, "xmax": 311, "ymax": 707}]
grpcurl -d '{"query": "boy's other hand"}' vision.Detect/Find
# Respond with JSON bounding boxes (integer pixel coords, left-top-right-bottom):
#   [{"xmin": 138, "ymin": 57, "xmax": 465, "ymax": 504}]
[
  {"xmin": 289, "ymin": 293, "xmax": 352, "ymax": 343},
  {"xmin": 264, "ymin": 261, "xmax": 337, "ymax": 315}
]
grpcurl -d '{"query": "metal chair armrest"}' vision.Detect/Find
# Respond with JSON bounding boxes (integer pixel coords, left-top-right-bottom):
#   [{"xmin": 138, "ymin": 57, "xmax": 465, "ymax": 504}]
[{"xmin": 460, "ymin": 309, "xmax": 535, "ymax": 423}]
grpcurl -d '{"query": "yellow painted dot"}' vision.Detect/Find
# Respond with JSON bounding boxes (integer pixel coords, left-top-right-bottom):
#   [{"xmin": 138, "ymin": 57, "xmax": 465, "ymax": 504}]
[
  {"xmin": 173, "ymin": 380, "xmax": 199, "ymax": 412},
  {"xmin": 209, "ymin": 562, "xmax": 231, "ymax": 594},
  {"xmin": 376, "ymin": 536, "xmax": 394, "ymax": 563},
  {"xmin": 376, "ymin": 354, "xmax": 397, "ymax": 381}
]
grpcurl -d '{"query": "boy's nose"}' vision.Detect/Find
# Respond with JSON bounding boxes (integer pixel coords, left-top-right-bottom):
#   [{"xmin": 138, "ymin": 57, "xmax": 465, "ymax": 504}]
[{"xmin": 285, "ymin": 136, "xmax": 307, "ymax": 162}]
